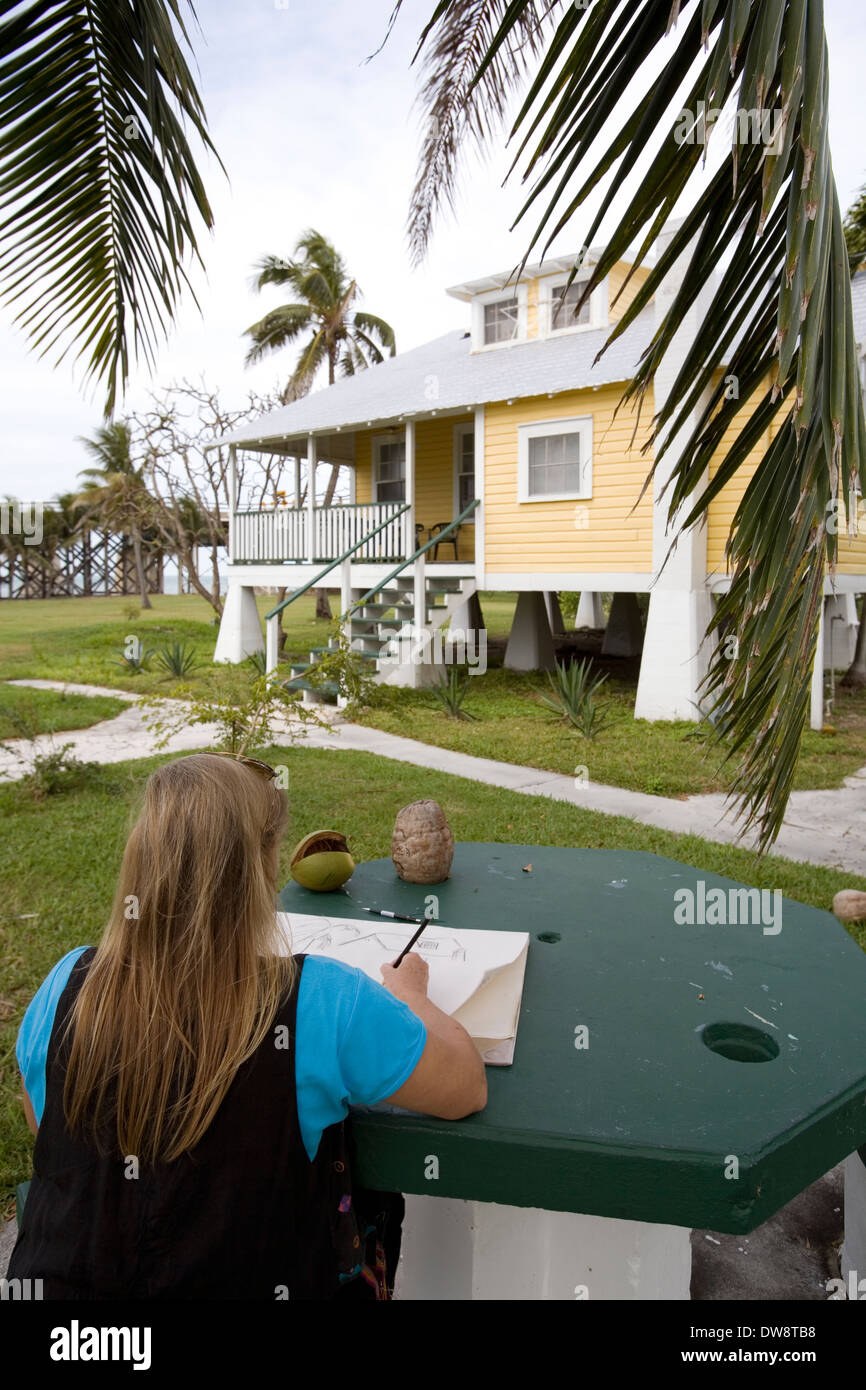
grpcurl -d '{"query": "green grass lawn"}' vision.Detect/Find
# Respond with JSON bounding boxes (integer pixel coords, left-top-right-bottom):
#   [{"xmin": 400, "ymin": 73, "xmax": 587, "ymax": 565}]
[
  {"xmin": 357, "ymin": 668, "xmax": 866, "ymax": 797},
  {"xmin": 2, "ymin": 741, "xmax": 865, "ymax": 1217},
  {"xmin": 0, "ymin": 683, "xmax": 126, "ymax": 740},
  {"xmin": 0, "ymin": 592, "xmax": 336, "ymax": 695},
  {"xmin": 1, "ymin": 592, "xmax": 864, "ymax": 798}
]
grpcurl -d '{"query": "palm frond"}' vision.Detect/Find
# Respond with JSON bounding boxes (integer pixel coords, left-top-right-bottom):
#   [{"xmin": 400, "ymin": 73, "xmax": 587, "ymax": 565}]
[
  {"xmin": 406, "ymin": 0, "xmax": 565, "ymax": 264},
  {"xmin": 243, "ymin": 306, "xmax": 314, "ymax": 366},
  {"xmin": 410, "ymin": 0, "xmax": 865, "ymax": 852},
  {"xmin": 353, "ymin": 311, "xmax": 397, "ymax": 353},
  {"xmin": 0, "ymin": 0, "xmax": 219, "ymax": 416}
]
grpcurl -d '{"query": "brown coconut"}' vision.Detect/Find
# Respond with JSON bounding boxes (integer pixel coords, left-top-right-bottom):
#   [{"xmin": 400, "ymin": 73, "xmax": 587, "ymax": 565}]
[{"xmin": 391, "ymin": 800, "xmax": 454, "ymax": 884}]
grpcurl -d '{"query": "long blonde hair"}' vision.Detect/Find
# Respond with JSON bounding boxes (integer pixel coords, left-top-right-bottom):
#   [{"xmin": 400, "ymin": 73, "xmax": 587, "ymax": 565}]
[{"xmin": 63, "ymin": 754, "xmax": 293, "ymax": 1164}]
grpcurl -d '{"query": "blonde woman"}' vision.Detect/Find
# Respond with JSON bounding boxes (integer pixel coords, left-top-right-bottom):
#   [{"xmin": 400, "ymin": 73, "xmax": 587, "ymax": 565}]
[{"xmin": 10, "ymin": 753, "xmax": 486, "ymax": 1299}]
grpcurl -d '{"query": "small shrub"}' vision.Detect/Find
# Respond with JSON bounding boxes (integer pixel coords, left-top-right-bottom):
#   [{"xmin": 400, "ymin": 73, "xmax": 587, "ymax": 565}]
[
  {"xmin": 19, "ymin": 745, "xmax": 99, "ymax": 800},
  {"xmin": 247, "ymin": 650, "xmax": 268, "ymax": 676},
  {"xmin": 0, "ymin": 699, "xmax": 100, "ymax": 799},
  {"xmin": 306, "ymin": 622, "xmax": 379, "ymax": 714}
]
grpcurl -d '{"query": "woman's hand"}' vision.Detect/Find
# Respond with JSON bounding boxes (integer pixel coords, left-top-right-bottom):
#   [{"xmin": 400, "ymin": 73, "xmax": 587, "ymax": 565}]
[{"xmin": 380, "ymin": 952, "xmax": 429, "ymax": 1003}]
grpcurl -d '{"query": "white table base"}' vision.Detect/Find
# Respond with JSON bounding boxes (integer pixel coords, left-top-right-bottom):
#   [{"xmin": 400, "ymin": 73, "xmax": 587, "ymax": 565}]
[{"xmin": 393, "ymin": 1195, "xmax": 692, "ymax": 1300}]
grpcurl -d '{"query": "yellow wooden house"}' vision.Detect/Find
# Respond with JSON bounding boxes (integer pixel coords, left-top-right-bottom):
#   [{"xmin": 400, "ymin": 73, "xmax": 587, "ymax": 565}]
[{"xmin": 214, "ymin": 243, "xmax": 866, "ymax": 722}]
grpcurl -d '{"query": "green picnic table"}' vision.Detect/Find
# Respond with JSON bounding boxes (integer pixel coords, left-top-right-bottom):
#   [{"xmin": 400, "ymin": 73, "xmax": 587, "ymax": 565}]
[{"xmin": 279, "ymin": 842, "xmax": 866, "ymax": 1300}]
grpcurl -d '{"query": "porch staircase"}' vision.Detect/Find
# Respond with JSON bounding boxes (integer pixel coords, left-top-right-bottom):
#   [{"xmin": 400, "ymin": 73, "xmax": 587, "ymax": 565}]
[{"xmin": 283, "ymin": 572, "xmax": 479, "ymax": 705}]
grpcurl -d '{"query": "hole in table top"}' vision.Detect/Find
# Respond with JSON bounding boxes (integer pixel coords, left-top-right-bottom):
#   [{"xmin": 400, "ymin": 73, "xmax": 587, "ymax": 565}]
[
  {"xmin": 536, "ymin": 932, "xmax": 561, "ymax": 944},
  {"xmin": 701, "ymin": 1022, "xmax": 779, "ymax": 1064}
]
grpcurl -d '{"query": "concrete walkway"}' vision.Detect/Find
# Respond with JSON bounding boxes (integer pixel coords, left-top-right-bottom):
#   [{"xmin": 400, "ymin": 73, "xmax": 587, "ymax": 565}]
[{"xmin": 3, "ymin": 679, "xmax": 866, "ymax": 874}]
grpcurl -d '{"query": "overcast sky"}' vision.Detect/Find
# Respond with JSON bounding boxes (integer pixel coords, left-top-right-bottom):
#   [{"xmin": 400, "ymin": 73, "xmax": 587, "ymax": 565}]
[{"xmin": 2, "ymin": 0, "xmax": 866, "ymax": 500}]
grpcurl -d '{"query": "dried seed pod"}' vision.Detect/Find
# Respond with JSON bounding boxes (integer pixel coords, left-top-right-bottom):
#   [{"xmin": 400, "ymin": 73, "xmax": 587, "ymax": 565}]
[
  {"xmin": 832, "ymin": 889, "xmax": 866, "ymax": 923},
  {"xmin": 391, "ymin": 800, "xmax": 454, "ymax": 884},
  {"xmin": 290, "ymin": 829, "xmax": 355, "ymax": 892}
]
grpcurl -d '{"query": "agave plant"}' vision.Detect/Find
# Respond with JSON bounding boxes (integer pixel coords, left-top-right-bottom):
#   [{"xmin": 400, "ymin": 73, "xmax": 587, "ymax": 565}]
[
  {"xmin": 540, "ymin": 657, "xmax": 608, "ymax": 739},
  {"xmin": 157, "ymin": 642, "xmax": 199, "ymax": 678},
  {"xmin": 431, "ymin": 666, "xmax": 477, "ymax": 719},
  {"xmin": 115, "ymin": 644, "xmax": 154, "ymax": 675},
  {"xmin": 401, "ymin": 0, "xmax": 866, "ymax": 850}
]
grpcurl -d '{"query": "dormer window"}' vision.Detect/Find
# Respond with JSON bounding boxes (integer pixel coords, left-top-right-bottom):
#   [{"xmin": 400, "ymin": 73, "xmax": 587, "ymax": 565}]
[
  {"xmin": 551, "ymin": 282, "xmax": 591, "ymax": 331},
  {"xmin": 470, "ymin": 283, "xmax": 528, "ymax": 350},
  {"xmin": 484, "ymin": 297, "xmax": 519, "ymax": 345},
  {"xmin": 540, "ymin": 271, "xmax": 606, "ymax": 335}
]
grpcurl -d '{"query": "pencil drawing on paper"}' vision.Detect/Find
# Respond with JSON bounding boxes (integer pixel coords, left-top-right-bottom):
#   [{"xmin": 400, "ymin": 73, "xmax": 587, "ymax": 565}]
[{"xmin": 299, "ymin": 919, "xmax": 468, "ymax": 962}]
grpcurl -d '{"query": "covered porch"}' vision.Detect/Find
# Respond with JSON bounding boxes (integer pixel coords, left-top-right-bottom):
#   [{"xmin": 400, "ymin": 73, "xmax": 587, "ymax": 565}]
[{"xmin": 226, "ymin": 410, "xmax": 480, "ymax": 569}]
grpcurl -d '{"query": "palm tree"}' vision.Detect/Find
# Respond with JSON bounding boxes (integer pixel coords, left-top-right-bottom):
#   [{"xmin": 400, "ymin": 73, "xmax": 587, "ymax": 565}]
[
  {"xmin": 76, "ymin": 423, "xmax": 154, "ymax": 609},
  {"xmin": 244, "ymin": 231, "xmax": 397, "ymax": 412},
  {"xmin": 245, "ymin": 230, "xmax": 397, "ymax": 616},
  {"xmin": 0, "ymin": 2, "xmax": 218, "ymax": 417},
  {"xmin": 397, "ymin": 0, "xmax": 866, "ymax": 852}
]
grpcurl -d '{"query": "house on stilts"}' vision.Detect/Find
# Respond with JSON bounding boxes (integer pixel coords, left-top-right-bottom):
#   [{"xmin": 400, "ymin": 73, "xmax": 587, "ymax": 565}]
[{"xmin": 212, "ymin": 233, "xmax": 866, "ymax": 726}]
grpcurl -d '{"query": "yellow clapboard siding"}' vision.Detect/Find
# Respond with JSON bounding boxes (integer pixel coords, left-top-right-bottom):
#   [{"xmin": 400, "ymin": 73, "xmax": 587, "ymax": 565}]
[
  {"xmin": 482, "ymin": 386, "xmax": 654, "ymax": 574},
  {"xmin": 609, "ymin": 261, "xmax": 652, "ymax": 322},
  {"xmin": 351, "ymin": 416, "xmax": 476, "ymax": 561},
  {"xmin": 354, "ymin": 433, "xmax": 371, "ymax": 504},
  {"xmin": 705, "ymin": 378, "xmax": 866, "ymax": 581}
]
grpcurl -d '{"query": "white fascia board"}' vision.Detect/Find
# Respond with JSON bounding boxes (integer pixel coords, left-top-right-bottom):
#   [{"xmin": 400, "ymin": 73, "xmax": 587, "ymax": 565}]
[
  {"xmin": 481, "ymin": 572, "xmax": 654, "ymax": 591},
  {"xmin": 446, "ymin": 248, "xmax": 604, "ymax": 302}
]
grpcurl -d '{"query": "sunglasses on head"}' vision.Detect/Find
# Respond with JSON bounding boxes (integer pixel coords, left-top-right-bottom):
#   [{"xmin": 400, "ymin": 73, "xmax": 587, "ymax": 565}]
[{"xmin": 210, "ymin": 751, "xmax": 278, "ymax": 781}]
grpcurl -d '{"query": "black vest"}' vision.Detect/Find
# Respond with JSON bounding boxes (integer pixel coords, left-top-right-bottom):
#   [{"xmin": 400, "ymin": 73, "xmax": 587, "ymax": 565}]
[{"xmin": 9, "ymin": 949, "xmax": 401, "ymax": 1300}]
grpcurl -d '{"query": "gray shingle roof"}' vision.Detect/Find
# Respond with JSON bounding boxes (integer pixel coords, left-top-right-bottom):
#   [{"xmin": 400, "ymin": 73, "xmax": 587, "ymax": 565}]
[
  {"xmin": 220, "ymin": 308, "xmax": 656, "ymax": 452},
  {"xmin": 220, "ymin": 271, "xmax": 866, "ymax": 455}
]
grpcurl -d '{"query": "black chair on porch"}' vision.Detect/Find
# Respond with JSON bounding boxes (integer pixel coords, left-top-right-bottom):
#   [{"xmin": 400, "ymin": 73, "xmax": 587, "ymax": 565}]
[{"xmin": 428, "ymin": 522, "xmax": 460, "ymax": 561}]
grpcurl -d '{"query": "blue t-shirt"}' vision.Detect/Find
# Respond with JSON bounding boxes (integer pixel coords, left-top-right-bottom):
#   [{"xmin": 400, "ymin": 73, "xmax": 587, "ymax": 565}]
[{"xmin": 16, "ymin": 948, "xmax": 427, "ymax": 1163}]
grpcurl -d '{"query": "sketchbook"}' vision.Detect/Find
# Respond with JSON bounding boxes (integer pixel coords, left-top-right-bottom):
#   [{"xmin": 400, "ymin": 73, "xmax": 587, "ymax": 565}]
[{"xmin": 276, "ymin": 912, "xmax": 529, "ymax": 1065}]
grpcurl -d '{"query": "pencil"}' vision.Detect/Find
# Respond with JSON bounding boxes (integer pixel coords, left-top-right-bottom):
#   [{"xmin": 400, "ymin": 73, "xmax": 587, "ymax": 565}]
[
  {"xmin": 391, "ymin": 918, "xmax": 430, "ymax": 968},
  {"xmin": 360, "ymin": 906, "xmax": 434, "ymax": 967}
]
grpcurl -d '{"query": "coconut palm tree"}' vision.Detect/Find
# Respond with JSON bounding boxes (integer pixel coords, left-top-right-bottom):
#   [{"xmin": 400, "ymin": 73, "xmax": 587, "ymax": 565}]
[
  {"xmin": 397, "ymin": 0, "xmax": 866, "ymax": 852},
  {"xmin": 244, "ymin": 231, "xmax": 397, "ymax": 410},
  {"xmin": 0, "ymin": 1, "xmax": 218, "ymax": 417},
  {"xmin": 76, "ymin": 423, "xmax": 155, "ymax": 609},
  {"xmin": 245, "ymin": 230, "xmax": 397, "ymax": 615}
]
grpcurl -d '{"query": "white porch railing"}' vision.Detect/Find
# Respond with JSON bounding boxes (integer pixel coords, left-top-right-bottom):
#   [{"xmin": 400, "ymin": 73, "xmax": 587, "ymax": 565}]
[{"xmin": 232, "ymin": 502, "xmax": 407, "ymax": 564}]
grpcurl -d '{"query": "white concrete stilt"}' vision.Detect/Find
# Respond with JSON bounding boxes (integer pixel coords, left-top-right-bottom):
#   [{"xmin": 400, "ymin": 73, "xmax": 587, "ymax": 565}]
[
  {"xmin": 504, "ymin": 591, "xmax": 556, "ymax": 671},
  {"xmin": 575, "ymin": 591, "xmax": 604, "ymax": 629},
  {"xmin": 810, "ymin": 600, "xmax": 825, "ymax": 731},
  {"xmin": 447, "ymin": 590, "xmax": 484, "ymax": 642},
  {"xmin": 824, "ymin": 594, "xmax": 858, "ymax": 670},
  {"xmin": 841, "ymin": 1150, "xmax": 866, "ymax": 1294},
  {"xmin": 601, "ymin": 593, "xmax": 644, "ymax": 659},
  {"xmin": 393, "ymin": 1195, "xmax": 692, "ymax": 1301},
  {"xmin": 544, "ymin": 591, "xmax": 566, "ymax": 637},
  {"xmin": 634, "ymin": 221, "xmax": 717, "ymax": 722},
  {"xmin": 635, "ymin": 591, "xmax": 715, "ymax": 720},
  {"xmin": 213, "ymin": 583, "xmax": 265, "ymax": 664}
]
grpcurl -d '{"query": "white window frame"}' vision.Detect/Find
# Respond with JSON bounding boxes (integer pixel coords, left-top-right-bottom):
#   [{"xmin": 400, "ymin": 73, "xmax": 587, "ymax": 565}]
[
  {"xmin": 538, "ymin": 272, "xmax": 607, "ymax": 337},
  {"xmin": 517, "ymin": 416, "xmax": 593, "ymax": 504},
  {"xmin": 453, "ymin": 422, "xmax": 476, "ymax": 524},
  {"xmin": 372, "ymin": 433, "xmax": 406, "ymax": 503},
  {"xmin": 471, "ymin": 283, "xmax": 529, "ymax": 351}
]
